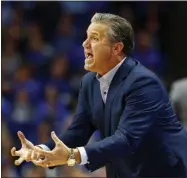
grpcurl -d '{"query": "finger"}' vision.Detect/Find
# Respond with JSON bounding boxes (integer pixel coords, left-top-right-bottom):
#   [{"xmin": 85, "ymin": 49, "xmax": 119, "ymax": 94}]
[
  {"xmin": 34, "ymin": 157, "xmax": 50, "ymax": 167},
  {"xmin": 34, "ymin": 146, "xmax": 51, "ymax": 156},
  {"xmin": 25, "ymin": 150, "xmax": 32, "ymax": 162},
  {"xmin": 11, "ymin": 147, "xmax": 21, "ymax": 157},
  {"xmin": 31, "ymin": 150, "xmax": 43, "ymax": 160},
  {"xmin": 31, "ymin": 150, "xmax": 38, "ymax": 160},
  {"xmin": 32, "ymin": 154, "xmax": 46, "ymax": 165},
  {"xmin": 14, "ymin": 157, "xmax": 25, "ymax": 166},
  {"xmin": 11, "ymin": 147, "xmax": 17, "ymax": 156},
  {"xmin": 51, "ymin": 131, "xmax": 61, "ymax": 145},
  {"xmin": 17, "ymin": 131, "xmax": 27, "ymax": 145},
  {"xmin": 32, "ymin": 160, "xmax": 46, "ymax": 167}
]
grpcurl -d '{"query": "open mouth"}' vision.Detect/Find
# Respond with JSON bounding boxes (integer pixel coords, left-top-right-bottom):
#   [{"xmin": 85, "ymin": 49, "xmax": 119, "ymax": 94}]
[
  {"xmin": 86, "ymin": 53, "xmax": 93, "ymax": 59},
  {"xmin": 84, "ymin": 52, "xmax": 95, "ymax": 69}
]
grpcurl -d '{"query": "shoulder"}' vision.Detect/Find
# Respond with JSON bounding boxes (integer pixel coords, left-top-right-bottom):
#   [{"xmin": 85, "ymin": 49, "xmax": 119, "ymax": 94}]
[
  {"xmin": 81, "ymin": 72, "xmax": 96, "ymax": 88},
  {"xmin": 130, "ymin": 58, "xmax": 163, "ymax": 83},
  {"xmin": 83, "ymin": 71, "xmax": 96, "ymax": 82},
  {"xmin": 128, "ymin": 58, "xmax": 167, "ymax": 94}
]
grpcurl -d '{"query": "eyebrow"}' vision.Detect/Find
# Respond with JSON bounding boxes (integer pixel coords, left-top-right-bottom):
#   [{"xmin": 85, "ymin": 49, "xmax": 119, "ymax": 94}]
[{"xmin": 86, "ymin": 31, "xmax": 99, "ymax": 36}]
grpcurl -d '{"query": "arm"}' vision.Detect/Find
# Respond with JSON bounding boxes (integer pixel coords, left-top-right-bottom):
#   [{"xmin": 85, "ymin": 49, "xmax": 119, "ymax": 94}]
[
  {"xmin": 84, "ymin": 77, "xmax": 165, "ymax": 171},
  {"xmin": 44, "ymin": 78, "xmax": 96, "ymax": 150}
]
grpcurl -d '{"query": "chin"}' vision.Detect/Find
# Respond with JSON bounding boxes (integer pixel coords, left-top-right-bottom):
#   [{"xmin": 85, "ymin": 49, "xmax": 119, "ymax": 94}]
[
  {"xmin": 84, "ymin": 65, "xmax": 93, "ymax": 71},
  {"xmin": 84, "ymin": 64, "xmax": 96, "ymax": 72},
  {"xmin": 84, "ymin": 60, "xmax": 96, "ymax": 72}
]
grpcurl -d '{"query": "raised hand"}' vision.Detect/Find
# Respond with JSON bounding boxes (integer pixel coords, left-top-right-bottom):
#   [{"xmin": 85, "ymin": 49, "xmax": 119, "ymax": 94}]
[
  {"xmin": 33, "ymin": 131, "xmax": 70, "ymax": 167},
  {"xmin": 11, "ymin": 131, "xmax": 42, "ymax": 166}
]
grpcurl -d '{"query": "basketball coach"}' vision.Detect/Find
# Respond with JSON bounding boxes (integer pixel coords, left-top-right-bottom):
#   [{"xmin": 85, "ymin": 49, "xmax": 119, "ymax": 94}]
[{"xmin": 11, "ymin": 13, "xmax": 187, "ymax": 178}]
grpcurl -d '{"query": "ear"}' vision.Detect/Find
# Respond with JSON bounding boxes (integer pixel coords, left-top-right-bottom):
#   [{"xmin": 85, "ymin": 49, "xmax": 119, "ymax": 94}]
[{"xmin": 112, "ymin": 42, "xmax": 124, "ymax": 55}]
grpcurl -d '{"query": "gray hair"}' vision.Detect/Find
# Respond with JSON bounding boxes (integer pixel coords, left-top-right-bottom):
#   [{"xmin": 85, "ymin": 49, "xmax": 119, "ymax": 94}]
[{"xmin": 91, "ymin": 13, "xmax": 134, "ymax": 55}]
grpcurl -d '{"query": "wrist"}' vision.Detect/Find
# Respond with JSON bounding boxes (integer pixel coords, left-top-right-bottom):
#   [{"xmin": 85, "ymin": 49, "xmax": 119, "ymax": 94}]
[
  {"xmin": 73, "ymin": 148, "xmax": 81, "ymax": 164},
  {"xmin": 66, "ymin": 148, "xmax": 81, "ymax": 166}
]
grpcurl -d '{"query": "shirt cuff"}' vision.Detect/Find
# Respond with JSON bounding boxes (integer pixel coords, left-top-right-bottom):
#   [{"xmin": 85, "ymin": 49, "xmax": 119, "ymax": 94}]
[
  {"xmin": 77, "ymin": 147, "xmax": 89, "ymax": 165},
  {"xmin": 38, "ymin": 144, "xmax": 51, "ymax": 151}
]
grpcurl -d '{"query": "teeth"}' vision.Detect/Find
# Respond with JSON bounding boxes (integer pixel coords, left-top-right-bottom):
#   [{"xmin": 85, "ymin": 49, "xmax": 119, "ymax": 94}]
[
  {"xmin": 85, "ymin": 53, "xmax": 93, "ymax": 58},
  {"xmin": 86, "ymin": 54, "xmax": 93, "ymax": 59}
]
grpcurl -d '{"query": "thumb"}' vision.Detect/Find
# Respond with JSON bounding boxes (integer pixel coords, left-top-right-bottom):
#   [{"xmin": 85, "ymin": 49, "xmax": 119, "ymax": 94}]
[
  {"xmin": 17, "ymin": 131, "xmax": 27, "ymax": 145},
  {"xmin": 51, "ymin": 131, "xmax": 61, "ymax": 145}
]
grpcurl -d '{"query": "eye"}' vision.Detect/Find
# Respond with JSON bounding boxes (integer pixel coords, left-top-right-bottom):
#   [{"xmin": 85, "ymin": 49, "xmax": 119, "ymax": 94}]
[{"xmin": 92, "ymin": 36, "xmax": 99, "ymax": 41}]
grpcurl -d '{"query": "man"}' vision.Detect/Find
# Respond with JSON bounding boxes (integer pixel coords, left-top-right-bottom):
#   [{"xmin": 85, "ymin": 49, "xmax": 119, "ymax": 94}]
[
  {"xmin": 11, "ymin": 13, "xmax": 187, "ymax": 178},
  {"xmin": 170, "ymin": 78, "xmax": 187, "ymax": 128}
]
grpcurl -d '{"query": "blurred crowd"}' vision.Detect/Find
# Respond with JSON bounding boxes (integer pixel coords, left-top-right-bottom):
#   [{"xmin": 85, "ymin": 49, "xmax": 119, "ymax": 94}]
[{"xmin": 1, "ymin": 1, "xmax": 187, "ymax": 177}]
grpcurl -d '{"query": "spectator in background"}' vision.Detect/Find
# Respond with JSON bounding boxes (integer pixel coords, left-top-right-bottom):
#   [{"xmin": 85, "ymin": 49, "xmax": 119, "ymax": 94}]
[
  {"xmin": 48, "ymin": 54, "xmax": 70, "ymax": 92},
  {"xmin": 132, "ymin": 29, "xmax": 163, "ymax": 75},
  {"xmin": 30, "ymin": 1, "xmax": 62, "ymax": 41},
  {"xmin": 26, "ymin": 22, "xmax": 54, "ymax": 67},
  {"xmin": 2, "ymin": 121, "xmax": 14, "ymax": 162},
  {"xmin": 2, "ymin": 35, "xmax": 22, "ymax": 100},
  {"xmin": 11, "ymin": 90, "xmax": 33, "ymax": 124},
  {"xmin": 145, "ymin": 3, "xmax": 160, "ymax": 49},
  {"xmin": 52, "ymin": 13, "xmax": 76, "ymax": 53},
  {"xmin": 2, "ymin": 35, "xmax": 22, "ymax": 79},
  {"xmin": 2, "ymin": 97, "xmax": 12, "ymax": 119},
  {"xmin": 2, "ymin": 121, "xmax": 19, "ymax": 177},
  {"xmin": 2, "ymin": 1, "xmax": 14, "ymax": 27},
  {"xmin": 13, "ymin": 65, "xmax": 42, "ymax": 103},
  {"xmin": 48, "ymin": 54, "xmax": 73, "ymax": 107},
  {"xmin": 118, "ymin": 4, "xmax": 135, "ymax": 26},
  {"xmin": 2, "ymin": 156, "xmax": 19, "ymax": 177},
  {"xmin": 22, "ymin": 165, "xmax": 46, "ymax": 177},
  {"xmin": 6, "ymin": 9, "xmax": 23, "ymax": 41},
  {"xmin": 170, "ymin": 78, "xmax": 187, "ymax": 128},
  {"xmin": 35, "ymin": 84, "xmax": 70, "ymax": 139},
  {"xmin": 9, "ymin": 89, "xmax": 38, "ymax": 144}
]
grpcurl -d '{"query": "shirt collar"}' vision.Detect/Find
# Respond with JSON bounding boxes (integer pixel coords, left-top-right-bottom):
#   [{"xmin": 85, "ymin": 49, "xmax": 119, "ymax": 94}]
[{"xmin": 96, "ymin": 57, "xmax": 126, "ymax": 86}]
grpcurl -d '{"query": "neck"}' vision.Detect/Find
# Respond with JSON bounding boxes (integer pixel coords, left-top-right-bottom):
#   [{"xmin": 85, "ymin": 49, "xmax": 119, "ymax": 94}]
[{"xmin": 99, "ymin": 56, "xmax": 125, "ymax": 76}]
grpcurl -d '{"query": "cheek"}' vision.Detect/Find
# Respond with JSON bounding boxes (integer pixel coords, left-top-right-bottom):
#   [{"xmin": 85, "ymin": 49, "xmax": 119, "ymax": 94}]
[{"xmin": 93, "ymin": 45, "xmax": 110, "ymax": 58}]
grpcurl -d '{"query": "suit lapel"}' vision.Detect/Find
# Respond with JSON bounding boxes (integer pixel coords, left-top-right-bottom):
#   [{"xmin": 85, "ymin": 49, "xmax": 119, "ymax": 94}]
[
  {"xmin": 93, "ymin": 78, "xmax": 105, "ymax": 137},
  {"xmin": 104, "ymin": 57, "xmax": 137, "ymax": 136}
]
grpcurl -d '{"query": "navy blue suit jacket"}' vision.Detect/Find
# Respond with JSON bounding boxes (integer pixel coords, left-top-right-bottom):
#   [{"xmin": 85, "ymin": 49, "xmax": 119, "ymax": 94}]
[{"xmin": 46, "ymin": 58, "xmax": 187, "ymax": 178}]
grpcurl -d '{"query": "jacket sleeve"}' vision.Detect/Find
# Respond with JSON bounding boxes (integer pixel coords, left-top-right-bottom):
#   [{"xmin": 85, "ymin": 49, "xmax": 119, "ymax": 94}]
[
  {"xmin": 84, "ymin": 77, "xmax": 165, "ymax": 171},
  {"xmin": 45, "ymin": 77, "xmax": 96, "ymax": 150}
]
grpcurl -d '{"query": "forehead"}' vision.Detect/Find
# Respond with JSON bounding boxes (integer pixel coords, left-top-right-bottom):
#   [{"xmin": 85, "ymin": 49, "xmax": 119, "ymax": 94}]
[{"xmin": 86, "ymin": 22, "xmax": 109, "ymax": 36}]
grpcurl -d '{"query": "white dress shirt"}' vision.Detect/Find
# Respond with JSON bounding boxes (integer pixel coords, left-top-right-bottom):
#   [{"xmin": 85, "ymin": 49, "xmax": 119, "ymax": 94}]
[{"xmin": 39, "ymin": 58, "xmax": 126, "ymax": 165}]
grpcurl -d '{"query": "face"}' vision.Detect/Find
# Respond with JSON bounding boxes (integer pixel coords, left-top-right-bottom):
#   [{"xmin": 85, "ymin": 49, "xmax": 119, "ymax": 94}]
[
  {"xmin": 137, "ymin": 30, "xmax": 151, "ymax": 49},
  {"xmin": 82, "ymin": 23, "xmax": 123, "ymax": 75},
  {"xmin": 45, "ymin": 85, "xmax": 58, "ymax": 104},
  {"xmin": 16, "ymin": 90, "xmax": 29, "ymax": 103},
  {"xmin": 51, "ymin": 56, "xmax": 68, "ymax": 77}
]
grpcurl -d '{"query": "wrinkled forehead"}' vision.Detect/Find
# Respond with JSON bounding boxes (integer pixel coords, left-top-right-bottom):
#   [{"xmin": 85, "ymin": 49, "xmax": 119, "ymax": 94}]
[{"xmin": 86, "ymin": 22, "xmax": 109, "ymax": 38}]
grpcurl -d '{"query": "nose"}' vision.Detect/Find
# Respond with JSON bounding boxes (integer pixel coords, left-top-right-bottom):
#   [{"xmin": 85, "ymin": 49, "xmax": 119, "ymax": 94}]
[{"xmin": 82, "ymin": 38, "xmax": 90, "ymax": 49}]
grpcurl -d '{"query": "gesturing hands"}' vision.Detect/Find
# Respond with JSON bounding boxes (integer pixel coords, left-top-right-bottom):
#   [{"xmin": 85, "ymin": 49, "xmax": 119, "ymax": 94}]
[
  {"xmin": 11, "ymin": 131, "xmax": 43, "ymax": 166},
  {"xmin": 11, "ymin": 131, "xmax": 72, "ymax": 168},
  {"xmin": 33, "ymin": 131, "xmax": 70, "ymax": 167}
]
